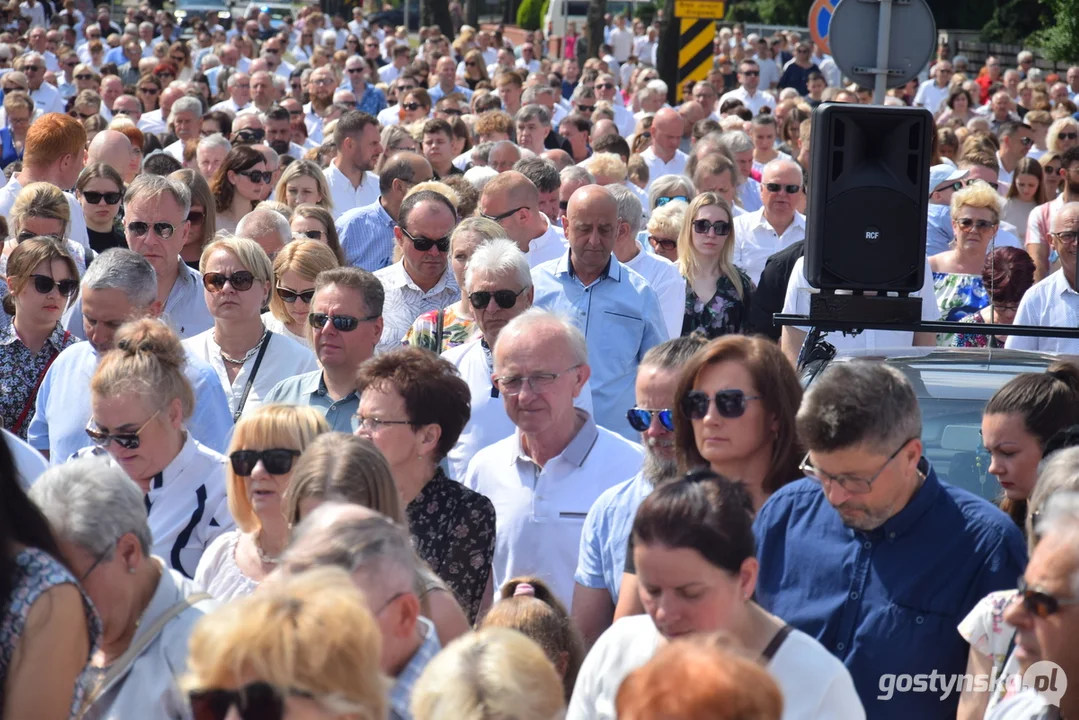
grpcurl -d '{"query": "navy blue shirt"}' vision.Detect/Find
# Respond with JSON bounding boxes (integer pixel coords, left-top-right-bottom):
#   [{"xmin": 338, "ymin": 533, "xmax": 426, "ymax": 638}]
[{"xmin": 753, "ymin": 460, "xmax": 1026, "ymax": 720}]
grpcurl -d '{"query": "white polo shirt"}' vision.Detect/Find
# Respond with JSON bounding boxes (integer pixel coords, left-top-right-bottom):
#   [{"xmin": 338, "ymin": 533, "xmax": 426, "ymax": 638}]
[
  {"xmin": 782, "ymin": 256, "xmax": 939, "ymax": 354},
  {"xmin": 183, "ymin": 329, "xmax": 318, "ymax": 420},
  {"xmin": 640, "ymin": 147, "xmax": 688, "ymax": 193},
  {"xmin": 462, "ymin": 410, "xmax": 644, "ymax": 607},
  {"xmin": 527, "ymin": 216, "xmax": 568, "ymax": 268},
  {"xmin": 323, "ymin": 161, "xmax": 380, "ymax": 220},
  {"xmin": 623, "ymin": 241, "xmax": 687, "ymax": 339},
  {"xmin": 1005, "ymin": 269, "xmax": 1079, "ymax": 353},
  {"xmin": 719, "ymin": 85, "xmax": 776, "ymax": 116},
  {"xmin": 137, "ymin": 107, "xmax": 166, "ymax": 136},
  {"xmin": 734, "ymin": 207, "xmax": 807, "ymax": 285},
  {"xmin": 913, "ymin": 79, "xmax": 950, "ymax": 115}
]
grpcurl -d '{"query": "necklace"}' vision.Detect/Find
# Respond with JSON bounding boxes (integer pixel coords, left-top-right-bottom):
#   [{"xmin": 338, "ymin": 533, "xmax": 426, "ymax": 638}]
[
  {"xmin": 217, "ymin": 327, "xmax": 268, "ymax": 365},
  {"xmin": 254, "ymin": 530, "xmax": 281, "ymax": 565}
]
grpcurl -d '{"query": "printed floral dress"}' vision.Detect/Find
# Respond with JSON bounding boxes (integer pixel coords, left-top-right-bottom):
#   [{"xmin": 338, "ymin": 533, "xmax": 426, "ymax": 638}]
[
  {"xmin": 681, "ymin": 268, "xmax": 754, "ymax": 338},
  {"xmin": 951, "ymin": 310, "xmax": 1006, "ymax": 349},
  {"xmin": 933, "ymin": 272, "xmax": 989, "ymax": 346}
]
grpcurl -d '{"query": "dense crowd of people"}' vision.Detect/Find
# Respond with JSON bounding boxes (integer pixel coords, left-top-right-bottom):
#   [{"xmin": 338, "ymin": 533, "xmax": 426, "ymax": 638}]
[{"xmin": 1, "ymin": 4, "xmax": 1079, "ymax": 720}]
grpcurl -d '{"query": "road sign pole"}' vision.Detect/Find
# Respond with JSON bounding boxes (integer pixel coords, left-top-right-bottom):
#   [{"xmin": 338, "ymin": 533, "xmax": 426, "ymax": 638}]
[{"xmin": 873, "ymin": 0, "xmax": 892, "ymax": 104}]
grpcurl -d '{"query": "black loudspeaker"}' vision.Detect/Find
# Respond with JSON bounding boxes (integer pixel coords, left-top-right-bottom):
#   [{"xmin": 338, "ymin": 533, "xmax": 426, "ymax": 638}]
[{"xmin": 804, "ymin": 103, "xmax": 933, "ymax": 293}]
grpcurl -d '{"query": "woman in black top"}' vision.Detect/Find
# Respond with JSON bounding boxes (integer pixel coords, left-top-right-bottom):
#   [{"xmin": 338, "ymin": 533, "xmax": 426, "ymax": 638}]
[
  {"xmin": 355, "ymin": 347, "xmax": 496, "ymax": 622},
  {"xmin": 76, "ymin": 163, "xmax": 125, "ymax": 253}
]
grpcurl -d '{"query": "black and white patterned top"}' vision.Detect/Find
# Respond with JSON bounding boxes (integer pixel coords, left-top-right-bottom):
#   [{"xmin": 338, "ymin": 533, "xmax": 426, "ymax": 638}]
[{"xmin": 0, "ymin": 322, "xmax": 77, "ymax": 439}]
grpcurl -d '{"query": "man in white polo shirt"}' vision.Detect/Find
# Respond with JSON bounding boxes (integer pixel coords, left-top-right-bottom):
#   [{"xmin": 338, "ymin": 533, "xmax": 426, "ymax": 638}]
[
  {"xmin": 478, "ymin": 171, "xmax": 566, "ymax": 267},
  {"xmin": 913, "ymin": 60, "xmax": 953, "ymax": 115},
  {"xmin": 1007, "ymin": 202, "xmax": 1079, "ymax": 353},
  {"xmin": 719, "ymin": 59, "xmax": 776, "ymax": 117},
  {"xmin": 462, "ymin": 309, "xmax": 644, "ymax": 607},
  {"xmin": 640, "ymin": 108, "xmax": 687, "ymax": 193},
  {"xmin": 733, "ymin": 158, "xmax": 807, "ymax": 285}
]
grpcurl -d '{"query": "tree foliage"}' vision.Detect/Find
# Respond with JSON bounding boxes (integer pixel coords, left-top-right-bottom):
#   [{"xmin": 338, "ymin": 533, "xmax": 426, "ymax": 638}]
[
  {"xmin": 1025, "ymin": 0, "xmax": 1079, "ymax": 60},
  {"xmin": 517, "ymin": 0, "xmax": 544, "ymax": 30}
]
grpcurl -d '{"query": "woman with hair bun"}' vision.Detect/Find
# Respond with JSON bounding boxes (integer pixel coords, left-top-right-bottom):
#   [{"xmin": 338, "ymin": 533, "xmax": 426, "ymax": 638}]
[
  {"xmin": 86, "ymin": 317, "xmax": 234, "ymax": 578},
  {"xmin": 482, "ymin": 576, "xmax": 586, "ymax": 702},
  {"xmin": 569, "ymin": 470, "xmax": 865, "ymax": 720}
]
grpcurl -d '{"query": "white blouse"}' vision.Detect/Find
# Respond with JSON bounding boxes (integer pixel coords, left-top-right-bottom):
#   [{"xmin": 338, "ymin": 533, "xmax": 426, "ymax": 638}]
[
  {"xmin": 193, "ymin": 530, "xmax": 260, "ymax": 602},
  {"xmin": 261, "ymin": 311, "xmax": 313, "ymax": 350}
]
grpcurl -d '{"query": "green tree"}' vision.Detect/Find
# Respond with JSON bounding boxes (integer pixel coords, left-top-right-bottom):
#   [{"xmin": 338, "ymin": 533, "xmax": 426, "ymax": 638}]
[
  {"xmin": 981, "ymin": 0, "xmax": 1049, "ymax": 43},
  {"xmin": 517, "ymin": 0, "xmax": 544, "ymax": 30},
  {"xmin": 1025, "ymin": 0, "xmax": 1078, "ymax": 60}
]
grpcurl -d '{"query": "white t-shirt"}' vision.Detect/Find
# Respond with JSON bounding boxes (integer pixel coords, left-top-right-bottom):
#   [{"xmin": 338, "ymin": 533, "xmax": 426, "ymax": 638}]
[{"xmin": 567, "ymin": 614, "xmax": 865, "ymax": 720}]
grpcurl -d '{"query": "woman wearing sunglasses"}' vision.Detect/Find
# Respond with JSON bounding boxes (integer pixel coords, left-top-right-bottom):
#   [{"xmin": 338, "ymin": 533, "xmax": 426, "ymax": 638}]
[
  {"xmin": 263, "ymin": 239, "xmax": 339, "ymax": 348},
  {"xmin": 461, "ymin": 48, "xmax": 490, "ymax": 91},
  {"xmin": 570, "ymin": 471, "xmax": 864, "ymax": 720},
  {"xmin": 404, "ymin": 217, "xmax": 504, "ymax": 353},
  {"xmin": 355, "ymin": 347, "xmax": 496, "ymax": 623},
  {"xmin": 170, "ymin": 169, "xmax": 218, "ymax": 270},
  {"xmin": 0, "ymin": 90, "xmax": 32, "ymax": 170},
  {"xmin": 647, "ymin": 175, "xmax": 695, "ymax": 215},
  {"xmin": 678, "ymin": 193, "xmax": 753, "ymax": 338},
  {"xmin": 76, "ymin": 163, "xmax": 126, "ymax": 253},
  {"xmin": 193, "ymin": 405, "xmax": 328, "ymax": 602},
  {"xmin": 168, "ymin": 41, "xmax": 194, "ymax": 82},
  {"xmin": 956, "ymin": 445, "xmax": 1079, "ymax": 719},
  {"xmin": 274, "ymin": 159, "xmax": 334, "ymax": 212},
  {"xmin": 0, "ymin": 238, "xmax": 79, "ymax": 439},
  {"xmin": 210, "ymin": 145, "xmax": 271, "ymax": 235},
  {"xmin": 184, "ymin": 566, "xmax": 386, "ymax": 720},
  {"xmin": 929, "ymin": 183, "xmax": 999, "ymax": 344},
  {"xmin": 186, "ymin": 237, "xmax": 318, "ymax": 421},
  {"xmin": 290, "ymin": 204, "xmax": 346, "ymax": 264},
  {"xmin": 399, "ymin": 87, "xmax": 432, "ymax": 126},
  {"xmin": 86, "ymin": 317, "xmax": 233, "ymax": 577},
  {"xmin": 644, "ymin": 198, "xmax": 687, "ymax": 263}
]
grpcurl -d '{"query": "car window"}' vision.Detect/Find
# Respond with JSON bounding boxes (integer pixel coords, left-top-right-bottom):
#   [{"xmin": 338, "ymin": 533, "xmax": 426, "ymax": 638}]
[{"xmin": 919, "ymin": 396, "xmax": 996, "ymax": 502}]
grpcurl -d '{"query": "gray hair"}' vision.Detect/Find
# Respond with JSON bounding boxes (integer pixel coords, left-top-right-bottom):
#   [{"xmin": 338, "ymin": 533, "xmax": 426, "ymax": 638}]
[
  {"xmin": 236, "ymin": 207, "xmax": 292, "ymax": 248},
  {"xmin": 648, "ymin": 175, "xmax": 696, "ymax": 210},
  {"xmin": 719, "ymin": 130, "xmax": 754, "ymax": 154},
  {"xmin": 560, "ymin": 165, "xmax": 595, "ymax": 186},
  {"xmin": 227, "ymin": 72, "xmax": 250, "ymax": 89},
  {"xmin": 521, "ymin": 84, "xmax": 555, "ymax": 105},
  {"xmin": 465, "ymin": 237, "xmax": 532, "ymax": 291},
  {"xmin": 198, "ymin": 132, "xmax": 231, "ymax": 155},
  {"xmin": 1036, "ymin": 491, "xmax": 1079, "ymax": 596},
  {"xmin": 125, "ymin": 173, "xmax": 191, "ymax": 216},
  {"xmin": 470, "ymin": 141, "xmax": 495, "ymax": 164},
  {"xmin": 498, "ymin": 308, "xmax": 588, "ymax": 365},
  {"xmin": 1030, "ymin": 448, "xmax": 1079, "ymax": 552},
  {"xmin": 641, "ymin": 335, "xmax": 709, "ymax": 370},
  {"xmin": 81, "ymin": 248, "xmax": 158, "ymax": 308},
  {"xmin": 29, "ymin": 456, "xmax": 153, "ymax": 559},
  {"xmin": 464, "ymin": 165, "xmax": 499, "ymax": 191},
  {"xmin": 513, "ymin": 157, "xmax": 560, "ymax": 193},
  {"xmin": 169, "ymin": 95, "xmax": 201, "ymax": 121},
  {"xmin": 515, "ymin": 103, "xmax": 551, "ymax": 128},
  {"xmin": 607, "ymin": 184, "xmax": 643, "ymax": 236},
  {"xmin": 797, "ymin": 361, "xmax": 921, "ymax": 455},
  {"xmin": 571, "ymin": 84, "xmax": 596, "ymax": 103}
]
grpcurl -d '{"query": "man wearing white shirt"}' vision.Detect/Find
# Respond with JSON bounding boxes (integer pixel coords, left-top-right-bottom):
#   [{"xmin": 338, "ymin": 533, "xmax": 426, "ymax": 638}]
[
  {"xmin": 719, "ymin": 59, "xmax": 776, "ymax": 117},
  {"xmin": 733, "ymin": 159, "xmax": 807, "ymax": 285},
  {"xmin": 1007, "ymin": 202, "xmax": 1079, "ymax": 353},
  {"xmin": 595, "ymin": 73, "xmax": 635, "ymax": 137},
  {"xmin": 462, "ymin": 308, "xmax": 644, "ymax": 606},
  {"xmin": 515, "ymin": 43, "xmax": 541, "ymax": 74},
  {"xmin": 323, "ymin": 111, "xmax": 381, "ymax": 221},
  {"xmin": 22, "ymin": 54, "xmax": 65, "ymax": 115},
  {"xmin": 608, "ymin": 15, "xmax": 633, "ymax": 63},
  {"xmin": 996, "ymin": 121, "xmax": 1034, "ymax": 192},
  {"xmin": 303, "ymin": 66, "xmax": 337, "ymax": 144},
  {"xmin": 210, "ymin": 72, "xmax": 252, "ymax": 115},
  {"xmin": 479, "ymin": 171, "xmax": 568, "ymax": 268},
  {"xmin": 378, "ymin": 45, "xmax": 410, "ymax": 85},
  {"xmin": 19, "ymin": 0, "xmax": 46, "ymax": 29},
  {"xmin": 640, "ymin": 108, "xmax": 688, "ymax": 193},
  {"xmin": 27, "ymin": 28, "xmax": 58, "ymax": 72},
  {"xmin": 162, "ymin": 97, "xmax": 201, "ymax": 162},
  {"xmin": 913, "ymin": 61, "xmax": 953, "ymax": 115}
]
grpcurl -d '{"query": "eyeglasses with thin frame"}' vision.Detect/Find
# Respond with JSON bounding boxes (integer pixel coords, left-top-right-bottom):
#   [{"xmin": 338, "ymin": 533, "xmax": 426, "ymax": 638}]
[
  {"xmin": 799, "ymin": 437, "xmax": 916, "ymax": 495},
  {"xmin": 1051, "ymin": 231, "xmax": 1079, "ymax": 246},
  {"xmin": 354, "ymin": 414, "xmax": 414, "ymax": 431},
  {"xmin": 79, "ymin": 544, "xmax": 113, "ymax": 582},
  {"xmin": 493, "ymin": 364, "xmax": 582, "ymax": 395},
  {"xmin": 85, "ymin": 410, "xmax": 161, "ymax": 450},
  {"xmin": 955, "ymin": 217, "xmax": 997, "ymax": 232}
]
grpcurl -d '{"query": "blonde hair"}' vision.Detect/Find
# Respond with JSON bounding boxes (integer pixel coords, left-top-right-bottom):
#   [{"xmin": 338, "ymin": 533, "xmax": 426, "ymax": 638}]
[
  {"xmin": 274, "ymin": 159, "xmax": 334, "ymax": 211},
  {"xmin": 199, "ymin": 235, "xmax": 274, "ymax": 283},
  {"xmin": 1048, "ymin": 117, "xmax": 1079, "ymax": 154},
  {"xmin": 583, "ymin": 151, "xmax": 627, "ymax": 183},
  {"xmin": 950, "ymin": 181, "xmax": 1004, "ymax": 223},
  {"xmin": 226, "ymin": 405, "xmax": 330, "ymax": 533},
  {"xmin": 452, "ymin": 216, "xmax": 505, "ymax": 249},
  {"xmin": 183, "ymin": 566, "xmax": 387, "ymax": 720},
  {"xmin": 677, "ymin": 193, "xmax": 744, "ymax": 299},
  {"xmin": 267, "ymin": 240, "xmax": 340, "ymax": 326},
  {"xmin": 2, "ymin": 237, "xmax": 79, "ymax": 317},
  {"xmin": 646, "ymin": 199, "xmax": 688, "ymax": 239},
  {"xmin": 410, "ymin": 627, "xmax": 565, "ymax": 720},
  {"xmin": 91, "ymin": 318, "xmax": 194, "ymax": 418},
  {"xmin": 11, "ymin": 181, "xmax": 70, "ymax": 238}
]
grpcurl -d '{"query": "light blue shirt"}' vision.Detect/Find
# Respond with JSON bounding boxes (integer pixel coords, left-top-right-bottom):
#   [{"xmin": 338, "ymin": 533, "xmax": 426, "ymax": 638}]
[
  {"xmin": 574, "ymin": 471, "xmax": 653, "ymax": 603},
  {"xmin": 65, "ymin": 260, "xmax": 214, "ymax": 341},
  {"xmin": 263, "ymin": 369, "xmax": 359, "ymax": 433},
  {"xmin": 927, "ymin": 203, "xmax": 953, "ymax": 257},
  {"xmin": 336, "ymin": 199, "xmax": 396, "ymax": 271},
  {"xmin": 427, "ymin": 84, "xmax": 474, "ymax": 103},
  {"xmin": 26, "ymin": 341, "xmax": 233, "ymax": 463},
  {"xmin": 532, "ymin": 253, "xmax": 667, "ymax": 441}
]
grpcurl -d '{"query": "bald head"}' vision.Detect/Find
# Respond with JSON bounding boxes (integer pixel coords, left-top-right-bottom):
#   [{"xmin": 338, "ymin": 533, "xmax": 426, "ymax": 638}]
[
  {"xmin": 591, "ymin": 119, "xmax": 618, "ymax": 143},
  {"xmin": 563, "ymin": 185, "xmax": 618, "ymax": 282},
  {"xmin": 488, "ymin": 140, "xmax": 521, "ymax": 173},
  {"xmin": 1053, "ymin": 201, "xmax": 1079, "ymax": 231},
  {"xmin": 542, "ymin": 148, "xmax": 574, "ymax": 171},
  {"xmin": 652, "ymin": 107, "xmax": 684, "ymax": 160},
  {"xmin": 87, "ymin": 130, "xmax": 133, "ymax": 169}
]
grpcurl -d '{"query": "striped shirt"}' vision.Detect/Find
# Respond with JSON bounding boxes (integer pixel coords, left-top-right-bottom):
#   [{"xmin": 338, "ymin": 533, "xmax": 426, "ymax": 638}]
[
  {"xmin": 336, "ymin": 199, "xmax": 397, "ymax": 271},
  {"xmin": 389, "ymin": 617, "xmax": 441, "ymax": 720}
]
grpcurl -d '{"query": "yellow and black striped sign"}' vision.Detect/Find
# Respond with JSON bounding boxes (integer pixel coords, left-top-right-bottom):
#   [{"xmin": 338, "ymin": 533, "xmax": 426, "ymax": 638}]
[{"xmin": 676, "ymin": 18, "xmax": 718, "ymax": 102}]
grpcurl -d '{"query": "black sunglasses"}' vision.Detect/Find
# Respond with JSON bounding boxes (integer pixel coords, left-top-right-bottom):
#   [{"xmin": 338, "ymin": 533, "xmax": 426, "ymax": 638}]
[
  {"xmin": 764, "ymin": 183, "xmax": 802, "ymax": 194},
  {"xmin": 203, "ymin": 271, "xmax": 255, "ymax": 292},
  {"xmin": 682, "ymin": 389, "xmax": 762, "ymax": 420},
  {"xmin": 649, "ymin": 235, "xmax": 677, "ymax": 251},
  {"xmin": 402, "ymin": 101, "xmax": 422, "ymax": 111},
  {"xmin": 75, "ymin": 73, "xmax": 92, "ymax": 80},
  {"xmin": 189, "ymin": 682, "xmax": 313, "ymax": 720},
  {"xmin": 469, "ymin": 288, "xmax": 526, "ymax": 310},
  {"xmin": 188, "ymin": 211, "xmax": 205, "ymax": 225},
  {"xmin": 692, "ymin": 218, "xmax": 732, "ymax": 236},
  {"xmin": 30, "ymin": 274, "xmax": 78, "ymax": 296},
  {"xmin": 127, "ymin": 221, "xmax": 176, "ymax": 239},
  {"xmin": 85, "ymin": 410, "xmax": 159, "ymax": 450},
  {"xmin": 627, "ymin": 407, "xmax": 675, "ymax": 432},
  {"xmin": 400, "ymin": 227, "xmax": 450, "ymax": 253},
  {"xmin": 576, "ymin": 104, "xmax": 595, "ymax": 113},
  {"xmin": 1059, "ymin": 132, "xmax": 1078, "ymax": 140},
  {"xmin": 481, "ymin": 206, "xmax": 526, "ymax": 223},
  {"xmin": 16, "ymin": 231, "xmax": 60, "ymax": 243},
  {"xmin": 83, "ymin": 190, "xmax": 122, "ymax": 205},
  {"xmin": 229, "ymin": 448, "xmax": 301, "ymax": 476},
  {"xmin": 276, "ymin": 286, "xmax": 314, "ymax": 303},
  {"xmin": 309, "ymin": 312, "xmax": 377, "ymax": 331},
  {"xmin": 237, "ymin": 170, "xmax": 273, "ymax": 184},
  {"xmin": 1017, "ymin": 577, "xmax": 1079, "ymax": 618}
]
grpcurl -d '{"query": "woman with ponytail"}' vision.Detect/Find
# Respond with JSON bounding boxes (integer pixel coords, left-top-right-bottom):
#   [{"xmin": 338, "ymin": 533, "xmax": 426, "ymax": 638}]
[{"xmin": 86, "ymin": 317, "xmax": 233, "ymax": 578}]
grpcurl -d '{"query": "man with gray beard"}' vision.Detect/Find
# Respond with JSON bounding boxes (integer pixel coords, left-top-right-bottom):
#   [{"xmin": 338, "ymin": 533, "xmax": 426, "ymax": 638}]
[{"xmin": 569, "ymin": 336, "xmax": 709, "ymax": 648}]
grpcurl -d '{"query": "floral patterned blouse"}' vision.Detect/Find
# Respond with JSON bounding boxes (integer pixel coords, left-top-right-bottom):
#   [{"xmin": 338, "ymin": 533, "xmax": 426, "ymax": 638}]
[
  {"xmin": 0, "ymin": 322, "xmax": 78, "ymax": 438},
  {"xmin": 933, "ymin": 272, "xmax": 989, "ymax": 346},
  {"xmin": 403, "ymin": 305, "xmax": 475, "ymax": 354},
  {"xmin": 406, "ymin": 467, "xmax": 496, "ymax": 622},
  {"xmin": 950, "ymin": 310, "xmax": 1006, "ymax": 349},
  {"xmin": 681, "ymin": 268, "xmax": 754, "ymax": 338},
  {"xmin": 1, "ymin": 547, "xmax": 101, "ymax": 718}
]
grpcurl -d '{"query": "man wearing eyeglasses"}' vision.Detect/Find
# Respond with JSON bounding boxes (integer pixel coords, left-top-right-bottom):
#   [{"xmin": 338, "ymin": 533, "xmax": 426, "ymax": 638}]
[
  {"xmin": 479, "ymin": 170, "xmax": 567, "ymax": 267},
  {"xmin": 753, "ymin": 361, "xmax": 1026, "ymax": 720},
  {"xmin": 373, "ymin": 190, "xmax": 459, "ymax": 353},
  {"xmin": 593, "ymin": 73, "xmax": 636, "ymax": 138},
  {"xmin": 991, "ymin": 494, "xmax": 1079, "ymax": 720},
  {"xmin": 913, "ymin": 60, "xmax": 953, "ymax": 115},
  {"xmin": 265, "ymin": 268, "xmax": 383, "ymax": 431},
  {"xmin": 19, "ymin": 52, "xmax": 65, "ymax": 115},
  {"xmin": 1026, "ymin": 147, "xmax": 1079, "ymax": 281},
  {"xmin": 733, "ymin": 158, "xmax": 806, "ymax": 285},
  {"xmin": 1008, "ymin": 203, "xmax": 1079, "ymax": 353},
  {"xmin": 463, "ymin": 308, "xmax": 643, "ymax": 607}
]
